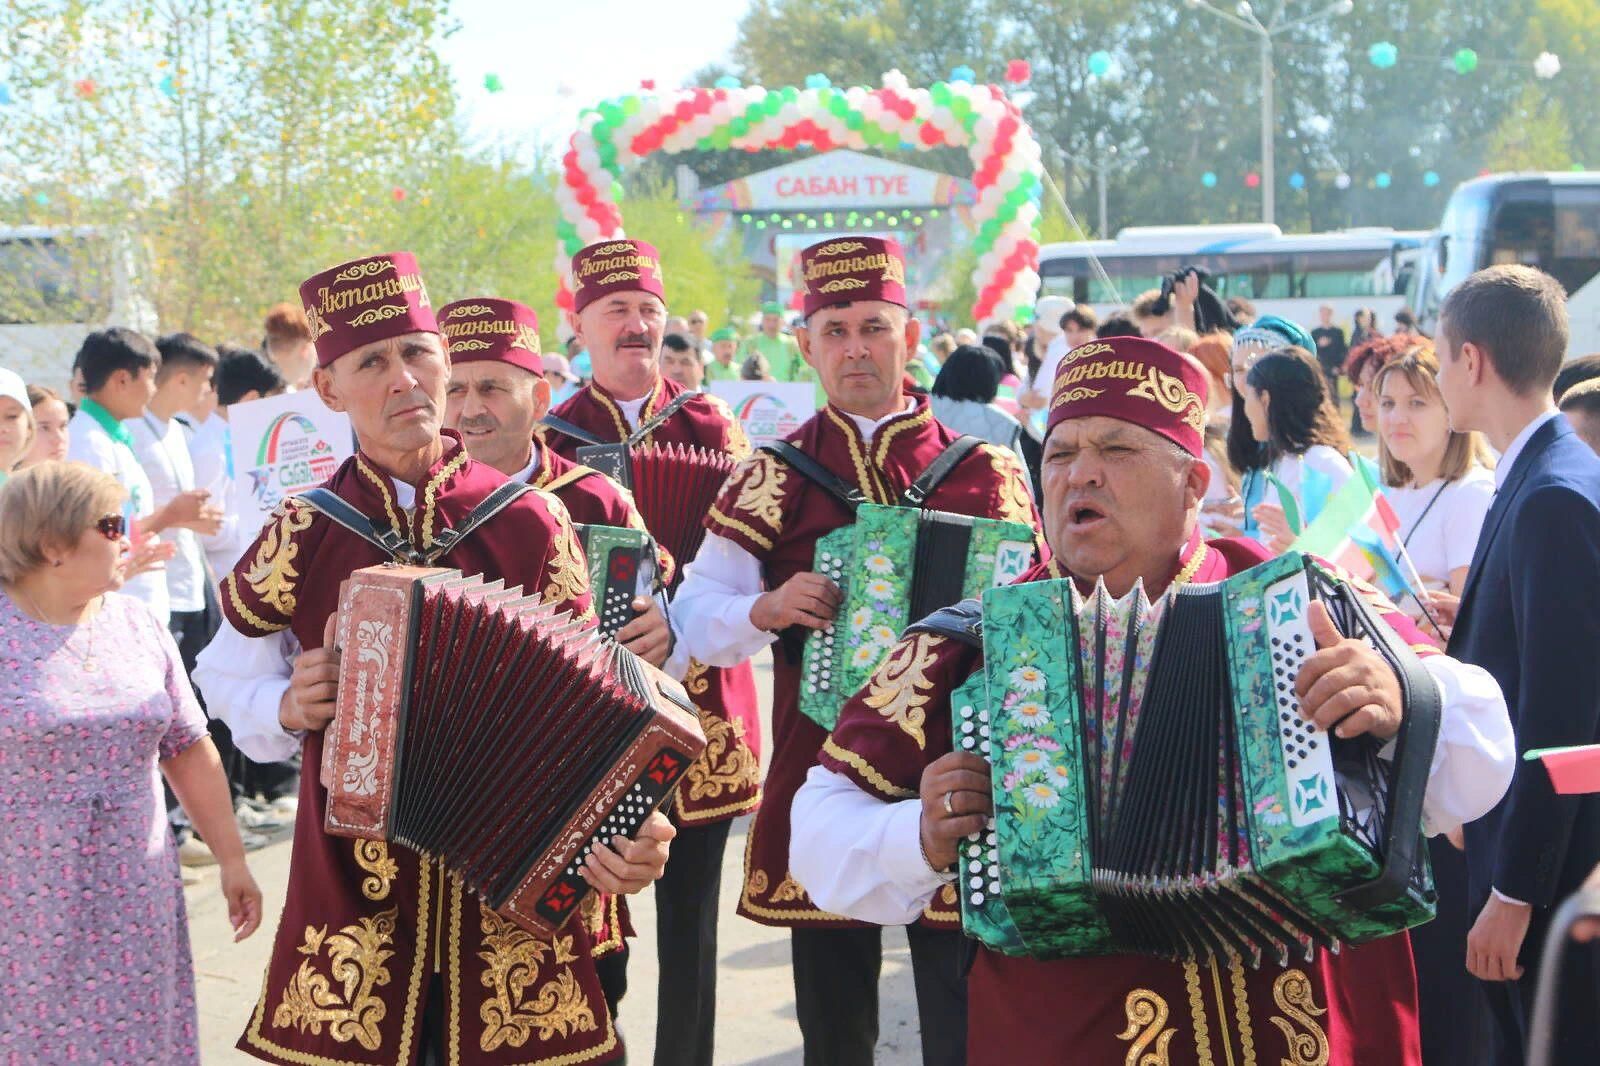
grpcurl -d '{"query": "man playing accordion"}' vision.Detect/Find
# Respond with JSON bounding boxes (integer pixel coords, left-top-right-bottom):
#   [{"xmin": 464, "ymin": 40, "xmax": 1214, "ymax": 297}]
[
  {"xmin": 790, "ymin": 335, "xmax": 1516, "ymax": 1065},
  {"xmin": 671, "ymin": 235, "xmax": 1040, "ymax": 1066},
  {"xmin": 195, "ymin": 253, "xmax": 674, "ymax": 1066}
]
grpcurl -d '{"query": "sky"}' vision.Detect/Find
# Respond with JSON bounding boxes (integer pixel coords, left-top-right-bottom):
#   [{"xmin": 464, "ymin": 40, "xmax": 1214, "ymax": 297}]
[{"xmin": 439, "ymin": 0, "xmax": 750, "ymax": 159}]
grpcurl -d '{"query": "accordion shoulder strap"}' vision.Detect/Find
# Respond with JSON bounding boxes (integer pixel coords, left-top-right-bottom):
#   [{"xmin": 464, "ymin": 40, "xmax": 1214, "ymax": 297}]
[
  {"xmin": 626, "ymin": 391, "xmax": 697, "ymax": 447},
  {"xmin": 758, "ymin": 441, "xmax": 866, "ymax": 511},
  {"xmin": 425, "ymin": 479, "xmax": 533, "ymax": 561},
  {"xmin": 296, "ymin": 487, "xmax": 420, "ymax": 562},
  {"xmin": 1330, "ymin": 578, "xmax": 1443, "ymax": 913},
  {"xmin": 901, "ymin": 434, "xmax": 984, "ymax": 506},
  {"xmin": 540, "ymin": 413, "xmax": 606, "ymax": 447},
  {"xmin": 904, "ymin": 597, "xmax": 984, "ymax": 648},
  {"xmin": 296, "ymin": 480, "xmax": 533, "ymax": 565}
]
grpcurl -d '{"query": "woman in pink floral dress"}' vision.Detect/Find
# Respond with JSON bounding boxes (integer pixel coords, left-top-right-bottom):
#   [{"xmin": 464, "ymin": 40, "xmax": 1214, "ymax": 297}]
[{"xmin": 0, "ymin": 462, "xmax": 262, "ymax": 1063}]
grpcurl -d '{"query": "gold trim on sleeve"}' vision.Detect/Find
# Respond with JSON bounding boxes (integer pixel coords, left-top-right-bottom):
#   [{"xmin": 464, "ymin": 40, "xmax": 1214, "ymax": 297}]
[{"xmin": 820, "ymin": 736, "xmax": 918, "ymax": 800}]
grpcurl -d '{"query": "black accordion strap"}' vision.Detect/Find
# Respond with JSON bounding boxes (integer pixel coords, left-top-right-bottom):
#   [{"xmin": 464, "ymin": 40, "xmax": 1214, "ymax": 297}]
[
  {"xmin": 539, "ymin": 413, "xmax": 606, "ymax": 447},
  {"xmin": 758, "ymin": 441, "xmax": 866, "ymax": 512},
  {"xmin": 424, "ymin": 480, "xmax": 533, "ymax": 562},
  {"xmin": 904, "ymin": 597, "xmax": 984, "ymax": 648},
  {"xmin": 901, "ymin": 434, "xmax": 984, "ymax": 507},
  {"xmin": 1330, "ymin": 577, "xmax": 1443, "ymax": 913},
  {"xmin": 626, "ymin": 391, "xmax": 697, "ymax": 446},
  {"xmin": 296, "ymin": 488, "xmax": 420, "ymax": 563}
]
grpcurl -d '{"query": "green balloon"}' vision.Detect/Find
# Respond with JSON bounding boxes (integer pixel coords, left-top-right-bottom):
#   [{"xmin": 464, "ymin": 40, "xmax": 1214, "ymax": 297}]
[
  {"xmin": 730, "ymin": 117, "xmax": 750, "ymax": 136},
  {"xmin": 622, "ymin": 96, "xmax": 641, "ymax": 116},
  {"xmin": 952, "ymin": 96, "xmax": 971, "ymax": 117},
  {"xmin": 846, "ymin": 112, "xmax": 864, "ymax": 130},
  {"xmin": 830, "ymin": 96, "xmax": 849, "ymax": 117},
  {"xmin": 712, "ymin": 128, "xmax": 733, "ymax": 150},
  {"xmin": 782, "ymin": 86, "xmax": 798, "ymax": 104},
  {"xmin": 697, "ymin": 137, "xmax": 712, "ymax": 150},
  {"xmin": 746, "ymin": 103, "xmax": 763, "ymax": 121},
  {"xmin": 1012, "ymin": 305, "xmax": 1032, "ymax": 323},
  {"xmin": 765, "ymin": 94, "xmax": 783, "ymax": 115},
  {"xmin": 973, "ymin": 236, "xmax": 994, "ymax": 255},
  {"xmin": 599, "ymin": 102, "xmax": 623, "ymax": 124},
  {"xmin": 931, "ymin": 82, "xmax": 951, "ymax": 105},
  {"xmin": 611, "ymin": 180, "xmax": 624, "ymax": 200}
]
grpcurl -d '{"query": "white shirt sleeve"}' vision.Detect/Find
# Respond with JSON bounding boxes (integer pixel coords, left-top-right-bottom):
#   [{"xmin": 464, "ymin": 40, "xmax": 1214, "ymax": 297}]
[
  {"xmin": 1444, "ymin": 476, "xmax": 1495, "ymax": 575},
  {"xmin": 1418, "ymin": 654, "xmax": 1516, "ymax": 837},
  {"xmin": 192, "ymin": 617, "xmax": 303, "ymax": 763},
  {"xmin": 666, "ymin": 532, "xmax": 775, "ymax": 673},
  {"xmin": 1303, "ymin": 444, "xmax": 1354, "ymax": 497},
  {"xmin": 790, "ymin": 765, "xmax": 943, "ymax": 924},
  {"xmin": 66, "ymin": 422, "xmax": 118, "ymax": 473}
]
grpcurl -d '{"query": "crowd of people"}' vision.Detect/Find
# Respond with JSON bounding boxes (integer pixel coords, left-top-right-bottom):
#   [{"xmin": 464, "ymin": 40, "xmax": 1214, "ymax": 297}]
[{"xmin": 0, "ymin": 233, "xmax": 1597, "ymax": 1066}]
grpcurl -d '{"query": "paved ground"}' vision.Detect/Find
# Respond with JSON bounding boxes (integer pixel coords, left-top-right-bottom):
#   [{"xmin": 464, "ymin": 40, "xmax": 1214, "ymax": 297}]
[{"xmin": 185, "ymin": 652, "xmax": 924, "ymax": 1064}]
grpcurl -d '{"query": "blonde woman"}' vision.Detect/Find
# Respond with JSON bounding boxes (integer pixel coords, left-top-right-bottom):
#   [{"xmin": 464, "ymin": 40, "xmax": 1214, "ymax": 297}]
[
  {"xmin": 22, "ymin": 383, "xmax": 72, "ymax": 467},
  {"xmin": 0, "ymin": 367, "xmax": 34, "ymax": 481},
  {"xmin": 1373, "ymin": 346, "xmax": 1495, "ymax": 637},
  {"xmin": 0, "ymin": 462, "xmax": 261, "ymax": 1064}
]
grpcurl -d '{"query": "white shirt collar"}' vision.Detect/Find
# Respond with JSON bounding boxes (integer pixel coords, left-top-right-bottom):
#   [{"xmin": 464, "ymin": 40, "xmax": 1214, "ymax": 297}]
[
  {"xmin": 390, "ymin": 478, "xmax": 416, "ymax": 510},
  {"xmin": 617, "ymin": 394, "xmax": 648, "ymax": 428},
  {"xmin": 510, "ymin": 444, "xmax": 539, "ymax": 485},
  {"xmin": 840, "ymin": 398, "xmax": 917, "ymax": 443},
  {"xmin": 1494, "ymin": 410, "xmax": 1560, "ymax": 491}
]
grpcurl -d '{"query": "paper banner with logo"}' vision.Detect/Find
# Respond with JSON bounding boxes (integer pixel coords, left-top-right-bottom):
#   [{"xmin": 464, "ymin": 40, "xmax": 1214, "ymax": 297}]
[
  {"xmin": 228, "ymin": 390, "xmax": 354, "ymax": 527},
  {"xmin": 707, "ymin": 381, "xmax": 817, "ymax": 448}
]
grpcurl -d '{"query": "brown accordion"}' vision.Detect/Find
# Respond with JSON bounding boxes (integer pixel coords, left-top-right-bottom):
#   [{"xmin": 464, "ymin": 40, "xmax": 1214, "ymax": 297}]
[
  {"xmin": 321, "ymin": 564, "xmax": 706, "ymax": 937},
  {"xmin": 627, "ymin": 443, "xmax": 738, "ymax": 584}
]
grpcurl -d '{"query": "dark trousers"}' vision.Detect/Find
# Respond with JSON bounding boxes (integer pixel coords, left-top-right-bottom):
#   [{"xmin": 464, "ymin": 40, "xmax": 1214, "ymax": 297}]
[
  {"xmin": 791, "ymin": 922, "xmax": 968, "ymax": 1066},
  {"xmin": 595, "ymin": 944, "xmax": 629, "ymax": 1065},
  {"xmin": 168, "ymin": 601, "xmax": 244, "ymax": 808},
  {"xmin": 1479, "ymin": 907, "xmax": 1600, "ymax": 1065},
  {"xmin": 653, "ymin": 819, "xmax": 731, "ymax": 1066},
  {"xmin": 1411, "ymin": 837, "xmax": 1492, "ymax": 1065}
]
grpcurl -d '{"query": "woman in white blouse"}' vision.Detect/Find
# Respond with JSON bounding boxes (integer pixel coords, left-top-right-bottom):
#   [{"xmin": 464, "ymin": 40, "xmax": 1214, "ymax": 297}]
[
  {"xmin": 1237, "ymin": 346, "xmax": 1354, "ymax": 551},
  {"xmin": 1373, "ymin": 345, "xmax": 1495, "ymax": 640}
]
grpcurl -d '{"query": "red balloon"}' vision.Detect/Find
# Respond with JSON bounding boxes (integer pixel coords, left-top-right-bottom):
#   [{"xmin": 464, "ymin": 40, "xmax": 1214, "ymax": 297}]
[
  {"xmin": 555, "ymin": 288, "xmax": 575, "ymax": 311},
  {"xmin": 391, "ymin": 187, "xmax": 406, "ymax": 202},
  {"xmin": 1245, "ymin": 172, "xmax": 1262, "ymax": 189},
  {"xmin": 1004, "ymin": 59, "xmax": 1032, "ymax": 84},
  {"xmin": 576, "ymin": 185, "xmax": 596, "ymax": 207},
  {"xmin": 675, "ymin": 101, "xmax": 694, "ymax": 121},
  {"xmin": 920, "ymin": 124, "xmax": 942, "ymax": 146}
]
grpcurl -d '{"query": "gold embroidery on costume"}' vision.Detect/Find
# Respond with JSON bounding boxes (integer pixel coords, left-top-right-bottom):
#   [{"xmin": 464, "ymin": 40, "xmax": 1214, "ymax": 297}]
[
  {"xmin": 1228, "ymin": 952, "xmax": 1257, "ymax": 1066},
  {"xmin": 477, "ymin": 906, "xmax": 598, "ymax": 1051},
  {"xmin": 1127, "ymin": 365, "xmax": 1207, "ymax": 432},
  {"xmin": 820, "ymin": 736, "xmax": 917, "ymax": 799},
  {"xmin": 731, "ymin": 453, "xmax": 789, "ymax": 536},
  {"xmin": 983, "ymin": 444, "xmax": 1036, "ymax": 527},
  {"xmin": 1118, "ymin": 988, "xmax": 1177, "ymax": 1065},
  {"xmin": 682, "ymin": 713, "xmax": 759, "ymax": 804},
  {"xmin": 240, "ymin": 498, "xmax": 314, "ymax": 618},
  {"xmin": 872, "ymin": 404, "xmax": 932, "ymax": 468},
  {"xmin": 745, "ymin": 870, "xmax": 770, "ymax": 898},
  {"xmin": 223, "ymin": 572, "xmax": 279, "ymax": 635},
  {"xmin": 737, "ymin": 832, "xmax": 850, "ymax": 923},
  {"xmin": 354, "ymin": 840, "xmax": 397, "ymax": 901},
  {"xmin": 862, "ymin": 633, "xmax": 945, "ymax": 749},
  {"xmin": 769, "ymin": 873, "xmax": 808, "ymax": 904},
  {"xmin": 702, "ymin": 394, "xmax": 752, "ymax": 460},
  {"xmin": 272, "ymin": 907, "xmax": 398, "ymax": 1050},
  {"xmin": 356, "ymin": 455, "xmax": 405, "ymax": 538},
  {"xmin": 1269, "ymin": 970, "xmax": 1329, "ymax": 1066},
  {"xmin": 419, "ymin": 447, "xmax": 469, "ymax": 548},
  {"xmin": 1183, "ymin": 960, "xmax": 1216, "ymax": 1066},
  {"xmin": 826, "ymin": 407, "xmax": 890, "ymax": 503},
  {"xmin": 542, "ymin": 510, "xmax": 592, "ymax": 608}
]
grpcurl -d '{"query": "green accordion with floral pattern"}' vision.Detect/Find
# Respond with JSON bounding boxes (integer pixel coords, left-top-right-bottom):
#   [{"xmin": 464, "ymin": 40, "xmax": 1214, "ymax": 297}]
[
  {"xmin": 574, "ymin": 524, "xmax": 655, "ymax": 641},
  {"xmin": 800, "ymin": 503, "xmax": 1034, "ymax": 730},
  {"xmin": 954, "ymin": 552, "xmax": 1438, "ymax": 964}
]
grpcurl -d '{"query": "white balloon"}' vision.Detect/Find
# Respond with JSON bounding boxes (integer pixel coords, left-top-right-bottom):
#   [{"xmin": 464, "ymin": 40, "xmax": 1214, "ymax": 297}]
[{"xmin": 1535, "ymin": 52, "xmax": 1561, "ymax": 80}]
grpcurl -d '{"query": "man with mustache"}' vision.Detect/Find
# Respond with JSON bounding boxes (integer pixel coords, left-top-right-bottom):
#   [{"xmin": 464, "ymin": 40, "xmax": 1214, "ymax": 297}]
[
  {"xmin": 194, "ymin": 252, "xmax": 675, "ymax": 1066},
  {"xmin": 788, "ymin": 335, "xmax": 1517, "ymax": 1065},
  {"xmin": 671, "ymin": 235, "xmax": 1040, "ymax": 1066},
  {"xmin": 544, "ymin": 239, "xmax": 761, "ymax": 1066}
]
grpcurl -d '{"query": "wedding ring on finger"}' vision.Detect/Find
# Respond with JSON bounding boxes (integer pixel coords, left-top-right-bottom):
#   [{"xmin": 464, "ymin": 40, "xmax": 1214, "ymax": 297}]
[{"xmin": 942, "ymin": 791, "xmax": 955, "ymax": 816}]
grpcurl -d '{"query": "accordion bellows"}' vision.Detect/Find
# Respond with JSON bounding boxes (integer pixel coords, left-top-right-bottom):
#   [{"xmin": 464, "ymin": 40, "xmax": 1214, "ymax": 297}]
[
  {"xmin": 322, "ymin": 564, "xmax": 706, "ymax": 937},
  {"xmin": 801, "ymin": 503, "xmax": 1035, "ymax": 730},
  {"xmin": 628, "ymin": 442, "xmax": 737, "ymax": 585},
  {"xmin": 954, "ymin": 552, "xmax": 1440, "ymax": 965}
]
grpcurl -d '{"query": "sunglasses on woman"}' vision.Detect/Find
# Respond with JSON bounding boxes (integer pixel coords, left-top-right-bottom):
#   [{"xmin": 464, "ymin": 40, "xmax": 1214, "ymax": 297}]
[{"xmin": 95, "ymin": 514, "xmax": 128, "ymax": 540}]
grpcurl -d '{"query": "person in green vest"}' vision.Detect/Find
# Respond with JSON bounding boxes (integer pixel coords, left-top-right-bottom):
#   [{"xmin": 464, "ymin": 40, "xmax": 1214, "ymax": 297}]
[
  {"xmin": 704, "ymin": 327, "xmax": 742, "ymax": 383},
  {"xmin": 741, "ymin": 301, "xmax": 810, "ymax": 385}
]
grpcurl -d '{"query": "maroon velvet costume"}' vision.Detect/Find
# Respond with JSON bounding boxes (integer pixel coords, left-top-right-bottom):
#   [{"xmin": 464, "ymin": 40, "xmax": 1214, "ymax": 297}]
[
  {"xmin": 547, "ymin": 375, "xmax": 763, "ymax": 825},
  {"xmin": 225, "ymin": 434, "xmax": 626, "ymax": 1066},
  {"xmin": 820, "ymin": 532, "xmax": 1438, "ymax": 1065},
  {"xmin": 704, "ymin": 393, "xmax": 1041, "ymax": 926}
]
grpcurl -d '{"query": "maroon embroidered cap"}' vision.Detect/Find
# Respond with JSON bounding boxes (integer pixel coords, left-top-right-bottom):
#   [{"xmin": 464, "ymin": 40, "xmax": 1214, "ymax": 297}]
[
  {"xmin": 299, "ymin": 252, "xmax": 437, "ymax": 367},
  {"xmin": 1047, "ymin": 336, "xmax": 1209, "ymax": 456},
  {"xmin": 438, "ymin": 297, "xmax": 542, "ymax": 375},
  {"xmin": 797, "ymin": 236, "xmax": 908, "ymax": 320},
  {"xmin": 570, "ymin": 239, "xmax": 665, "ymax": 314}
]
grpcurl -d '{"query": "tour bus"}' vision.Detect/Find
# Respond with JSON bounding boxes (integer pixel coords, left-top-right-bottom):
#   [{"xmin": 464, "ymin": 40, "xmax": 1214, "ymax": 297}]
[
  {"xmin": 0, "ymin": 225, "xmax": 157, "ymax": 390},
  {"xmin": 1408, "ymin": 172, "xmax": 1600, "ymax": 356},
  {"xmin": 1037, "ymin": 224, "xmax": 1425, "ymax": 329}
]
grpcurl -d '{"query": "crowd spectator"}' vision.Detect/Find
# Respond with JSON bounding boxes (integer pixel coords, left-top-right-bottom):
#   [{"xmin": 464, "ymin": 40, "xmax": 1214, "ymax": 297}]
[
  {"xmin": 1311, "ymin": 304, "xmax": 1349, "ymax": 408},
  {"xmin": 686, "ymin": 308, "xmax": 712, "ymax": 356},
  {"xmin": 1558, "ymin": 376, "xmax": 1600, "ymax": 454},
  {"xmin": 0, "ymin": 460, "xmax": 262, "ymax": 1063},
  {"xmin": 1226, "ymin": 295, "xmax": 1257, "ymax": 324},
  {"xmin": 1096, "ymin": 313, "xmax": 1142, "ymax": 338},
  {"xmin": 740, "ymin": 352, "xmax": 773, "ymax": 381},
  {"xmin": 1187, "ymin": 332, "xmax": 1241, "ymax": 534},
  {"xmin": 705, "ymin": 327, "xmax": 742, "ymax": 382},
  {"xmin": 22, "ymin": 383, "xmax": 72, "ymax": 468},
  {"xmin": 741, "ymin": 300, "xmax": 808, "ymax": 384},
  {"xmin": 1238, "ymin": 346, "xmax": 1354, "ymax": 552},
  {"xmin": 1346, "ymin": 334, "xmax": 1401, "ymax": 438},
  {"xmin": 260, "ymin": 302, "xmax": 315, "ymax": 391},
  {"xmin": 1129, "ymin": 287, "xmax": 1171, "ymax": 336},
  {"xmin": 1552, "ymin": 352, "xmax": 1600, "ymax": 403},
  {"xmin": 66, "ymin": 328, "xmax": 184, "ymax": 624},
  {"xmin": 542, "ymin": 352, "xmax": 582, "ymax": 404},
  {"xmin": 1394, "ymin": 307, "xmax": 1423, "ymax": 341},
  {"xmin": 1350, "ymin": 306, "xmax": 1381, "ymax": 349},
  {"xmin": 201, "ymin": 346, "xmax": 288, "ymax": 578},
  {"xmin": 0, "ymin": 367, "xmax": 33, "ymax": 481},
  {"xmin": 930, "ymin": 344, "xmax": 1030, "ymax": 477},
  {"xmin": 661, "ymin": 332, "xmax": 705, "ymax": 391}
]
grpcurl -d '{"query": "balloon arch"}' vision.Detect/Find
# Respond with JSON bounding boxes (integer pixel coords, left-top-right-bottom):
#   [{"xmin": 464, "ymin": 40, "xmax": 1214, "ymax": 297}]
[{"xmin": 554, "ymin": 71, "xmax": 1046, "ymax": 325}]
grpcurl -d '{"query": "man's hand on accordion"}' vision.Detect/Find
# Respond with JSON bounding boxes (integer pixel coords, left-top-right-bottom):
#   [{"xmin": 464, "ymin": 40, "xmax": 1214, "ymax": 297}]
[
  {"xmin": 279, "ymin": 614, "xmax": 341, "ymax": 734},
  {"xmin": 579, "ymin": 810, "xmax": 677, "ymax": 894},
  {"xmin": 615, "ymin": 596, "xmax": 672, "ymax": 667},
  {"xmin": 1293, "ymin": 601, "xmax": 1405, "ymax": 741},
  {"xmin": 750, "ymin": 572, "xmax": 841, "ymax": 632},
  {"xmin": 918, "ymin": 752, "xmax": 995, "ymax": 872}
]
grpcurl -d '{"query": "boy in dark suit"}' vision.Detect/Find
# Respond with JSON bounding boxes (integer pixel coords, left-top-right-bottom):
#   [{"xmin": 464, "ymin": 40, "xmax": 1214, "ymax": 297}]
[{"xmin": 1436, "ymin": 264, "xmax": 1600, "ymax": 1063}]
